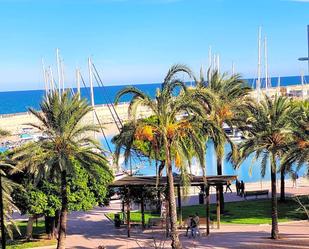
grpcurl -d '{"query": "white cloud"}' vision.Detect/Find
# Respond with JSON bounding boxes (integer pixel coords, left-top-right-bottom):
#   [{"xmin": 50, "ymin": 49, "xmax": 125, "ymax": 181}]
[{"xmin": 290, "ymin": 0, "xmax": 309, "ymax": 2}]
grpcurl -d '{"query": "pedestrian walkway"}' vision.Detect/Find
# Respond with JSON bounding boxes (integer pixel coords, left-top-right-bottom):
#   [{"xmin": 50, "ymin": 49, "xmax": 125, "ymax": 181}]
[
  {"xmin": 61, "ymin": 177, "xmax": 309, "ymax": 248},
  {"xmin": 63, "ymin": 206, "xmax": 309, "ymax": 249}
]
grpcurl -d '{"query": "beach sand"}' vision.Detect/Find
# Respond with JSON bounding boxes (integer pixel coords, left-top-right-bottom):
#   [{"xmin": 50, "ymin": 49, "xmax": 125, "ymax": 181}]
[{"xmin": 0, "ymin": 103, "xmax": 152, "ymax": 139}]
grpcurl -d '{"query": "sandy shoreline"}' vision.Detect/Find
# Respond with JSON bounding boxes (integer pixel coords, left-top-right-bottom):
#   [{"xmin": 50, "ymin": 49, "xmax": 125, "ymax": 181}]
[
  {"xmin": 0, "ymin": 84, "xmax": 308, "ymax": 137},
  {"xmin": 0, "ymin": 103, "xmax": 152, "ymax": 139}
]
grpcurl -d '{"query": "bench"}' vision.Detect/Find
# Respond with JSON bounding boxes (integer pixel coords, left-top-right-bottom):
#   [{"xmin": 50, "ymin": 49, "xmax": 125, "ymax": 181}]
[
  {"xmin": 148, "ymin": 218, "xmax": 165, "ymax": 228},
  {"xmin": 198, "ymin": 218, "xmax": 215, "ymax": 228},
  {"xmin": 244, "ymin": 190, "xmax": 269, "ymax": 199}
]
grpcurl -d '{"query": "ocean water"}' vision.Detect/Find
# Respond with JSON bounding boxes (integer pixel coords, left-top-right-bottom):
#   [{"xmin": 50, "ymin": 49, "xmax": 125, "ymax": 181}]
[
  {"xmin": 103, "ymin": 136, "xmax": 307, "ymax": 183},
  {"xmin": 1, "ymin": 76, "xmax": 307, "ymax": 182},
  {"xmin": 0, "ymin": 75, "xmax": 308, "ymax": 115}
]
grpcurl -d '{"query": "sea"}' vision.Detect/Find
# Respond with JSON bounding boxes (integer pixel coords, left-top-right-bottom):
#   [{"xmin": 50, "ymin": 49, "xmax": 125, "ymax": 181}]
[
  {"xmin": 1, "ymin": 75, "xmax": 308, "ymax": 182},
  {"xmin": 0, "ymin": 75, "xmax": 308, "ymax": 115}
]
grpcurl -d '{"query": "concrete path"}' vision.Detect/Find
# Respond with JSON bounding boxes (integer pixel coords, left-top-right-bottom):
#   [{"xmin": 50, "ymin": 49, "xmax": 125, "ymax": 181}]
[
  {"xmin": 63, "ymin": 206, "xmax": 309, "ymax": 249},
  {"xmin": 58, "ymin": 178, "xmax": 309, "ymax": 248}
]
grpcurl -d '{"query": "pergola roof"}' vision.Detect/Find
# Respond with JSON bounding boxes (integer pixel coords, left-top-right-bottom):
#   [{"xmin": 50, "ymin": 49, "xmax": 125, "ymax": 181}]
[{"xmin": 110, "ymin": 175, "xmax": 237, "ymax": 187}]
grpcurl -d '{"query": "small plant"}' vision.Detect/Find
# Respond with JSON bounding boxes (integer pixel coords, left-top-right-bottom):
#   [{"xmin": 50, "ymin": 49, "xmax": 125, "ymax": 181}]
[
  {"xmin": 135, "ymin": 229, "xmax": 167, "ymax": 249},
  {"xmin": 295, "ymin": 196, "xmax": 309, "ymax": 220}
]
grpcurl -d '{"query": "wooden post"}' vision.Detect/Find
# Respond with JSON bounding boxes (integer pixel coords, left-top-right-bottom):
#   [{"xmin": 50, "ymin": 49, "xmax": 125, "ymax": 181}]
[
  {"xmin": 206, "ymin": 185, "xmax": 210, "ymax": 236},
  {"xmin": 216, "ymin": 185, "xmax": 221, "ymax": 229},
  {"xmin": 177, "ymin": 185, "xmax": 182, "ymax": 227},
  {"xmin": 126, "ymin": 187, "xmax": 131, "ymax": 238},
  {"xmin": 141, "ymin": 191, "xmax": 145, "ymax": 229}
]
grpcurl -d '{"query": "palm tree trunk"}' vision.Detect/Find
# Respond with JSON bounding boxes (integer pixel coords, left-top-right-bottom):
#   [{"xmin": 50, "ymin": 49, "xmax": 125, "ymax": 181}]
[
  {"xmin": 26, "ymin": 216, "xmax": 35, "ymax": 240},
  {"xmin": 280, "ymin": 168, "xmax": 285, "ymax": 202},
  {"xmin": 164, "ymin": 138, "xmax": 182, "ymax": 249},
  {"xmin": 270, "ymin": 155, "xmax": 279, "ymax": 239},
  {"xmin": 216, "ymin": 155, "xmax": 224, "ymax": 213},
  {"xmin": 165, "ymin": 198, "xmax": 170, "ymax": 237},
  {"xmin": 57, "ymin": 171, "xmax": 68, "ymax": 249},
  {"xmin": 0, "ymin": 175, "xmax": 6, "ymax": 249}
]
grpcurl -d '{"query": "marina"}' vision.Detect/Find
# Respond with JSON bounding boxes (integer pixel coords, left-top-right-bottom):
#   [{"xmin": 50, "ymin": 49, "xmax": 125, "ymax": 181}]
[{"xmin": 0, "ymin": 1, "xmax": 308, "ymax": 248}]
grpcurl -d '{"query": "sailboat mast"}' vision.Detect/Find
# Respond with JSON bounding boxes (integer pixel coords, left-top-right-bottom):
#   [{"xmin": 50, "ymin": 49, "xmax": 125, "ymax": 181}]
[
  {"xmin": 217, "ymin": 54, "xmax": 220, "ymax": 74},
  {"xmin": 56, "ymin": 48, "xmax": 62, "ymax": 95},
  {"xmin": 277, "ymin": 76, "xmax": 281, "ymax": 96},
  {"xmin": 76, "ymin": 68, "xmax": 81, "ymax": 100},
  {"xmin": 88, "ymin": 58, "xmax": 96, "ymax": 129},
  {"xmin": 301, "ymin": 70, "xmax": 305, "ymax": 99},
  {"xmin": 307, "ymin": 25, "xmax": 309, "ymax": 75},
  {"xmin": 257, "ymin": 26, "xmax": 262, "ymax": 101},
  {"xmin": 60, "ymin": 58, "xmax": 65, "ymax": 92},
  {"xmin": 41, "ymin": 58, "xmax": 48, "ymax": 98},
  {"xmin": 49, "ymin": 66, "xmax": 55, "ymax": 91},
  {"xmin": 232, "ymin": 61, "xmax": 235, "ymax": 75},
  {"xmin": 208, "ymin": 46, "xmax": 212, "ymax": 74},
  {"xmin": 264, "ymin": 36, "xmax": 269, "ymax": 92}
]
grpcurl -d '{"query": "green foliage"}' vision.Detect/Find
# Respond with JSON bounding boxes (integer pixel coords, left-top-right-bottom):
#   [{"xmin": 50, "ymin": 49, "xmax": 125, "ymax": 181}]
[
  {"xmin": 192, "ymin": 68, "xmax": 253, "ymax": 168},
  {"xmin": 233, "ymin": 95, "xmax": 297, "ymax": 173},
  {"xmin": 281, "ymin": 99, "xmax": 309, "ymax": 172},
  {"xmin": 114, "ymin": 64, "xmax": 208, "ymax": 179},
  {"xmin": 0, "ymin": 153, "xmax": 20, "ymax": 238},
  {"xmin": 88, "ymin": 164, "xmax": 114, "ymax": 206},
  {"xmin": 0, "ymin": 129, "xmax": 11, "ymax": 137},
  {"xmin": 67, "ymin": 162, "xmax": 96, "ymax": 211},
  {"xmin": 28, "ymin": 191, "xmax": 48, "ymax": 215},
  {"xmin": 107, "ymin": 196, "xmax": 309, "ymax": 225},
  {"xmin": 116, "ymin": 185, "xmax": 163, "ymax": 205},
  {"xmin": 13, "ymin": 182, "xmax": 60, "ymax": 217},
  {"xmin": 11, "ymin": 90, "xmax": 113, "ymax": 247},
  {"xmin": 8, "ymin": 220, "xmax": 56, "ymax": 249},
  {"xmin": 12, "ymin": 160, "xmax": 113, "ymax": 217},
  {"xmin": 114, "ymin": 64, "xmax": 207, "ymax": 247}
]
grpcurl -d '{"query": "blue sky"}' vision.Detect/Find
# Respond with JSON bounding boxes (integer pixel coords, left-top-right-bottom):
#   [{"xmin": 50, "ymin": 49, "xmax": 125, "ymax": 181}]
[{"xmin": 0, "ymin": 0, "xmax": 308, "ymax": 91}]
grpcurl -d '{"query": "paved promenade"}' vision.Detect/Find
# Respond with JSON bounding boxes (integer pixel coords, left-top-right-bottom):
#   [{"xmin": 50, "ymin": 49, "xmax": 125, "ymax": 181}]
[
  {"xmin": 64, "ymin": 206, "xmax": 309, "ymax": 249},
  {"xmin": 62, "ymin": 178, "xmax": 309, "ymax": 249}
]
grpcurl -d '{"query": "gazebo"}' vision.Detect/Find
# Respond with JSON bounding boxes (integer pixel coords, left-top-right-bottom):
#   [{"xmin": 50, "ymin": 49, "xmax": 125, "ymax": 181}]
[{"xmin": 110, "ymin": 174, "xmax": 237, "ymax": 237}]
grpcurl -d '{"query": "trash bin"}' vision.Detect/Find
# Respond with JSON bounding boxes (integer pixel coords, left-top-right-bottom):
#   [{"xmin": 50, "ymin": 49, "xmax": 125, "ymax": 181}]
[
  {"xmin": 199, "ymin": 192, "xmax": 204, "ymax": 204},
  {"xmin": 114, "ymin": 213, "xmax": 121, "ymax": 228}
]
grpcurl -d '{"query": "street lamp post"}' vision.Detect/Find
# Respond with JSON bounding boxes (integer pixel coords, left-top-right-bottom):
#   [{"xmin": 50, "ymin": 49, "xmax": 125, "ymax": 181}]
[{"xmin": 298, "ymin": 25, "xmax": 309, "ymax": 76}]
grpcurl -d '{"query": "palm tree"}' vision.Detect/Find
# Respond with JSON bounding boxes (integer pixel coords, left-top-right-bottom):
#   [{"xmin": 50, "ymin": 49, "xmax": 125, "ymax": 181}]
[
  {"xmin": 115, "ymin": 64, "xmax": 207, "ymax": 249},
  {"xmin": 0, "ymin": 156, "xmax": 20, "ymax": 249},
  {"xmin": 282, "ymin": 100, "xmax": 309, "ymax": 172},
  {"xmin": 234, "ymin": 95, "xmax": 296, "ymax": 239},
  {"xmin": 279, "ymin": 100, "xmax": 309, "ymax": 201},
  {"xmin": 12, "ymin": 91, "xmax": 112, "ymax": 249},
  {"xmin": 0, "ymin": 129, "xmax": 20, "ymax": 249},
  {"xmin": 192, "ymin": 69, "xmax": 252, "ymax": 212}
]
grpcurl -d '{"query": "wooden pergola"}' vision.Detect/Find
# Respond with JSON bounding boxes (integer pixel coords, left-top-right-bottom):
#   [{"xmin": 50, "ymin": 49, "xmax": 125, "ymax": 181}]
[{"xmin": 110, "ymin": 174, "xmax": 237, "ymax": 237}]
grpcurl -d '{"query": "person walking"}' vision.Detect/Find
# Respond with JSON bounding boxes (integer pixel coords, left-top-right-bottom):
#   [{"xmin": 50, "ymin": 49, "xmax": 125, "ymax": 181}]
[
  {"xmin": 185, "ymin": 215, "xmax": 193, "ymax": 236},
  {"xmin": 240, "ymin": 180, "xmax": 245, "ymax": 197},
  {"xmin": 236, "ymin": 179, "xmax": 240, "ymax": 196},
  {"xmin": 293, "ymin": 173, "xmax": 299, "ymax": 188},
  {"xmin": 225, "ymin": 180, "xmax": 233, "ymax": 193},
  {"xmin": 191, "ymin": 213, "xmax": 200, "ymax": 238}
]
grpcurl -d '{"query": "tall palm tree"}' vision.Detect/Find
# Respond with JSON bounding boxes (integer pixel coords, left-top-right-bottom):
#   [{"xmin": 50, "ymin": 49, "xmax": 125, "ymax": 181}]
[
  {"xmin": 115, "ymin": 64, "xmax": 207, "ymax": 249},
  {"xmin": 0, "ymin": 158, "xmax": 19, "ymax": 249},
  {"xmin": 12, "ymin": 91, "xmax": 111, "ymax": 249},
  {"xmin": 281, "ymin": 100, "xmax": 309, "ymax": 178},
  {"xmin": 192, "ymin": 69, "xmax": 252, "ymax": 211},
  {"xmin": 0, "ymin": 129, "xmax": 19, "ymax": 249},
  {"xmin": 234, "ymin": 95, "xmax": 296, "ymax": 239}
]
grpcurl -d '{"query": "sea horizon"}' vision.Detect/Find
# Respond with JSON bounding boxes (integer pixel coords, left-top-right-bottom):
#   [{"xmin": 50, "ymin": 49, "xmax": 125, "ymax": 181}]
[{"xmin": 0, "ymin": 74, "xmax": 308, "ymax": 115}]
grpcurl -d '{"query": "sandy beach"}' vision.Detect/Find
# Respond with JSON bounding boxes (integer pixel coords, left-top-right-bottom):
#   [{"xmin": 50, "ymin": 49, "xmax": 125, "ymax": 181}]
[{"xmin": 0, "ymin": 103, "xmax": 152, "ymax": 139}]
